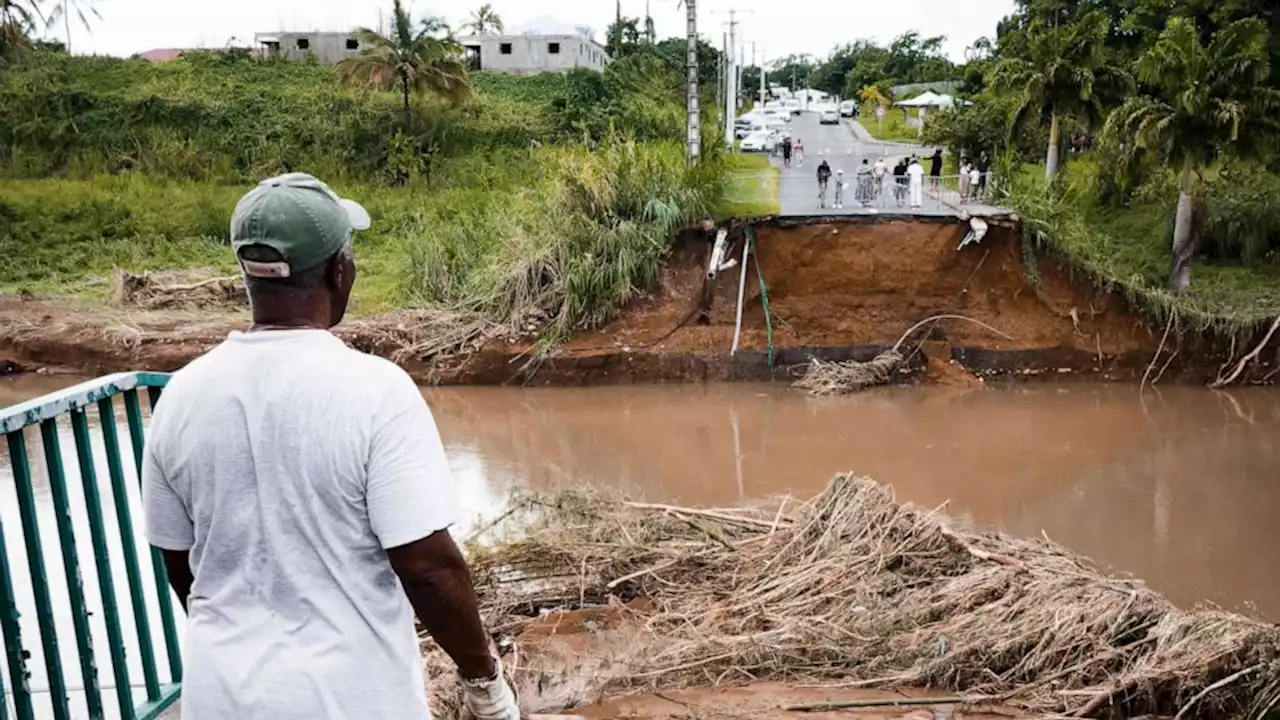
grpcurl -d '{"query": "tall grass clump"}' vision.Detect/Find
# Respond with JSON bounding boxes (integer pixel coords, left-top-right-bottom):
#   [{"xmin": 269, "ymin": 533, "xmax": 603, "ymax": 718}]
[{"xmin": 404, "ymin": 139, "xmax": 716, "ymax": 343}]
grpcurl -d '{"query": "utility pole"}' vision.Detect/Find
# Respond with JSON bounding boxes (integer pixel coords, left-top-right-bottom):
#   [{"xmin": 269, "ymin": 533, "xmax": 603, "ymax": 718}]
[
  {"xmin": 717, "ymin": 32, "xmax": 726, "ymax": 136},
  {"xmin": 723, "ymin": 13, "xmax": 738, "ymax": 150},
  {"xmin": 752, "ymin": 42, "xmax": 762, "ymax": 104},
  {"xmin": 615, "ymin": 0, "xmax": 622, "ymax": 57},
  {"xmin": 682, "ymin": 0, "xmax": 700, "ymax": 163}
]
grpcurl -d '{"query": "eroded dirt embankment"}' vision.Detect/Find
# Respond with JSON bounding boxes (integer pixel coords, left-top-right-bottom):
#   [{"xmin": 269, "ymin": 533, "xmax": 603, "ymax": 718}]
[
  {"xmin": 460, "ymin": 217, "xmax": 1244, "ymax": 385},
  {"xmin": 0, "ymin": 217, "xmax": 1266, "ymax": 385}
]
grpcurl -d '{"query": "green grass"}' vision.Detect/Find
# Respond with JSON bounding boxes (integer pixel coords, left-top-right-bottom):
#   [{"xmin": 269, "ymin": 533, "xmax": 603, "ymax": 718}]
[
  {"xmin": 716, "ymin": 154, "xmax": 780, "ymax": 218},
  {"xmin": 859, "ymin": 103, "xmax": 924, "ymax": 142},
  {"xmin": 1007, "ymin": 162, "xmax": 1280, "ymax": 331},
  {"xmin": 0, "ymin": 141, "xmax": 723, "ymax": 336}
]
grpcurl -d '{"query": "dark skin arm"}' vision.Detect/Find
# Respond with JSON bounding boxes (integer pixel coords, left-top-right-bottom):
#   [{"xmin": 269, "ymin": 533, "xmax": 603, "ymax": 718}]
[
  {"xmin": 159, "ymin": 549, "xmax": 194, "ymax": 613},
  {"xmin": 386, "ymin": 529, "xmax": 496, "ymax": 680}
]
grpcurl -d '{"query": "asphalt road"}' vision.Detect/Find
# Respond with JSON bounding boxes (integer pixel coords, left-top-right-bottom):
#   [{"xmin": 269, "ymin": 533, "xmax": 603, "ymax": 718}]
[{"xmin": 771, "ymin": 111, "xmax": 952, "ymax": 217}]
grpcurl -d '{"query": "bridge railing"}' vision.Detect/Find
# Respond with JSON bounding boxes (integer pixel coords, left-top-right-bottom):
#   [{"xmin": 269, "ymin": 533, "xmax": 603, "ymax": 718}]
[{"xmin": 1, "ymin": 372, "xmax": 180, "ymax": 720}]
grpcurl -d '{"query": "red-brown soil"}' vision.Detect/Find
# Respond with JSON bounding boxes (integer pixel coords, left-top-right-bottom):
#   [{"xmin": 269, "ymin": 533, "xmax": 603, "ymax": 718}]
[
  {"xmin": 0, "ymin": 217, "xmax": 1262, "ymax": 385},
  {"xmin": 560, "ymin": 219, "xmax": 1152, "ymax": 356}
]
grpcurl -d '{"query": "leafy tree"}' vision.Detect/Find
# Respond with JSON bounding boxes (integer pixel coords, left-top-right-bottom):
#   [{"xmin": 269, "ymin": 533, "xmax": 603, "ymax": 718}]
[
  {"xmin": 1104, "ymin": 17, "xmax": 1280, "ymax": 291},
  {"xmin": 994, "ymin": 10, "xmax": 1129, "ymax": 181},
  {"xmin": 463, "ymin": 3, "xmax": 503, "ymax": 35},
  {"xmin": 337, "ymin": 0, "xmax": 471, "ymax": 134},
  {"xmin": 606, "ymin": 17, "xmax": 643, "ymax": 58},
  {"xmin": 654, "ymin": 36, "xmax": 721, "ymax": 90},
  {"xmin": 766, "ymin": 53, "xmax": 817, "ymax": 90}
]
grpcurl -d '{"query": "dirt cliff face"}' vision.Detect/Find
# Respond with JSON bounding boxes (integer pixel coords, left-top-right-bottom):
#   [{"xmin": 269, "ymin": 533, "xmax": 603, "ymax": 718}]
[
  {"xmin": 461, "ymin": 216, "xmax": 1168, "ymax": 385},
  {"xmin": 0, "ymin": 217, "xmax": 1258, "ymax": 386}
]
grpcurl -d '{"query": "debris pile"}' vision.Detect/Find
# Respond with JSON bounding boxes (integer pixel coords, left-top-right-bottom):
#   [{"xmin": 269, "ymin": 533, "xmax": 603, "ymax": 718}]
[
  {"xmin": 430, "ymin": 475, "xmax": 1280, "ymax": 717},
  {"xmin": 112, "ymin": 270, "xmax": 245, "ymax": 310}
]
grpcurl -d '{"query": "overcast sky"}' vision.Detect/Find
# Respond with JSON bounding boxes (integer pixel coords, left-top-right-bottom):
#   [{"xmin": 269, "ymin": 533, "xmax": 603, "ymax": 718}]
[{"xmin": 54, "ymin": 0, "xmax": 1015, "ymax": 62}]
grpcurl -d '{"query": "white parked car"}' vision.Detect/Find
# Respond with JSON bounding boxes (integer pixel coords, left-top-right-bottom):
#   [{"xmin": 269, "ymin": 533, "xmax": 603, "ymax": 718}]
[
  {"xmin": 762, "ymin": 108, "xmax": 791, "ymax": 123},
  {"xmin": 739, "ymin": 130, "xmax": 776, "ymax": 153},
  {"xmin": 839, "ymin": 100, "xmax": 858, "ymax": 117},
  {"xmin": 819, "ymin": 108, "xmax": 840, "ymax": 124},
  {"xmin": 784, "ymin": 98, "xmax": 802, "ymax": 115}
]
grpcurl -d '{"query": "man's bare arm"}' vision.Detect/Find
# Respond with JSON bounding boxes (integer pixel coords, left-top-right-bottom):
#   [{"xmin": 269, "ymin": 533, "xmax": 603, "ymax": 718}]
[
  {"xmin": 159, "ymin": 549, "xmax": 194, "ymax": 613},
  {"xmin": 386, "ymin": 530, "xmax": 496, "ymax": 680}
]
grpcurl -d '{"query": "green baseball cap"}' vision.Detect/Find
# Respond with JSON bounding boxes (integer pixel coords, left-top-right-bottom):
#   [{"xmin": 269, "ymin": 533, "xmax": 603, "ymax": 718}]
[{"xmin": 230, "ymin": 172, "xmax": 371, "ymax": 279}]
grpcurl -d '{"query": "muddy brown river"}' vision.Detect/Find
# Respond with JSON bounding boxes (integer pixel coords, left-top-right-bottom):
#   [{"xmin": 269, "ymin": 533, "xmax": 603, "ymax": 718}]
[{"xmin": 0, "ymin": 376, "xmax": 1277, "ymax": 715}]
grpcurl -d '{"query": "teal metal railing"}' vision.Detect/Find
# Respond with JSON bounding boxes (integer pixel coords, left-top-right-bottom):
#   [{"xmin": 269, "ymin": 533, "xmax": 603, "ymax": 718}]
[{"xmin": 0, "ymin": 372, "xmax": 180, "ymax": 720}]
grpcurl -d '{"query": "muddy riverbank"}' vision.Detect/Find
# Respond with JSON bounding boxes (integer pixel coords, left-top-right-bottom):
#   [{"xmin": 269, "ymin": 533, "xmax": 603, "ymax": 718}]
[{"xmin": 1, "ymin": 217, "xmax": 1275, "ymax": 386}]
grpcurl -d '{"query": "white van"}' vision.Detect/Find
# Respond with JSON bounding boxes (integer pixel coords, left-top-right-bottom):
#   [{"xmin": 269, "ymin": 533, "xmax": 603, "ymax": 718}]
[{"xmin": 839, "ymin": 100, "xmax": 858, "ymax": 117}]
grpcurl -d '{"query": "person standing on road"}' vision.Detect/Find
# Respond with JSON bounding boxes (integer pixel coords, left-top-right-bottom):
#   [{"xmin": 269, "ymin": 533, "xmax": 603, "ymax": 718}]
[
  {"xmin": 977, "ymin": 152, "xmax": 991, "ymax": 199},
  {"xmin": 958, "ymin": 157, "xmax": 971, "ymax": 203},
  {"xmin": 872, "ymin": 156, "xmax": 888, "ymax": 199},
  {"xmin": 856, "ymin": 159, "xmax": 874, "ymax": 206},
  {"xmin": 834, "ymin": 168, "xmax": 846, "ymax": 209},
  {"xmin": 969, "ymin": 163, "xmax": 983, "ymax": 203},
  {"xmin": 781, "ymin": 136, "xmax": 793, "ymax": 168},
  {"xmin": 907, "ymin": 156, "xmax": 925, "ymax": 208},
  {"xmin": 929, "ymin": 149, "xmax": 943, "ymax": 194},
  {"xmin": 794, "ymin": 137, "xmax": 805, "ymax": 166},
  {"xmin": 892, "ymin": 159, "xmax": 908, "ymax": 206},
  {"xmin": 144, "ymin": 172, "xmax": 522, "ymax": 720},
  {"xmin": 816, "ymin": 159, "xmax": 832, "ymax": 208}
]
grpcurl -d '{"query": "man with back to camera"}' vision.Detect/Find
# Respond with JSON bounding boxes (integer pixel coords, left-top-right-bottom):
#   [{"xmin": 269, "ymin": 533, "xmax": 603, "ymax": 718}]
[{"xmin": 142, "ymin": 172, "xmax": 522, "ymax": 720}]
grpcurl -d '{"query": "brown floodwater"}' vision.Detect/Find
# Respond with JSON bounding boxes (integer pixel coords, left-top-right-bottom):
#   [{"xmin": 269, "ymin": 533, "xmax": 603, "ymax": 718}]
[
  {"xmin": 2, "ymin": 376, "xmax": 1278, "ymax": 642},
  {"xmin": 422, "ymin": 382, "xmax": 1280, "ymax": 622}
]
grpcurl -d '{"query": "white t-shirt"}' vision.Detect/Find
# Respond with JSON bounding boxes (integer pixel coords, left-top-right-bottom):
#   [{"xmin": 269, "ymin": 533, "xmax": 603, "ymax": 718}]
[
  {"xmin": 143, "ymin": 329, "xmax": 459, "ymax": 720},
  {"xmin": 907, "ymin": 163, "xmax": 925, "ymax": 180}
]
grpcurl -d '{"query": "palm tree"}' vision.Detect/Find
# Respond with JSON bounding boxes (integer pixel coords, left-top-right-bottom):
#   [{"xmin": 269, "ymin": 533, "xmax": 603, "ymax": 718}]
[
  {"xmin": 337, "ymin": 0, "xmax": 472, "ymax": 135},
  {"xmin": 994, "ymin": 10, "xmax": 1129, "ymax": 181},
  {"xmin": 0, "ymin": 0, "xmax": 42, "ymax": 56},
  {"xmin": 859, "ymin": 84, "xmax": 890, "ymax": 108},
  {"xmin": 464, "ymin": 3, "xmax": 503, "ymax": 35},
  {"xmin": 1104, "ymin": 17, "xmax": 1280, "ymax": 292},
  {"xmin": 46, "ymin": 0, "xmax": 100, "ymax": 54}
]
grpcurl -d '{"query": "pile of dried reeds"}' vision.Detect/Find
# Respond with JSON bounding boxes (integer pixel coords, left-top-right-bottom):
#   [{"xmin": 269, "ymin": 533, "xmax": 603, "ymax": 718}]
[
  {"xmin": 794, "ymin": 350, "xmax": 905, "ymax": 395},
  {"xmin": 339, "ymin": 309, "xmax": 504, "ymax": 367},
  {"xmin": 444, "ymin": 475, "xmax": 1280, "ymax": 718},
  {"xmin": 112, "ymin": 270, "xmax": 246, "ymax": 310},
  {"xmin": 794, "ymin": 315, "xmax": 1012, "ymax": 396}
]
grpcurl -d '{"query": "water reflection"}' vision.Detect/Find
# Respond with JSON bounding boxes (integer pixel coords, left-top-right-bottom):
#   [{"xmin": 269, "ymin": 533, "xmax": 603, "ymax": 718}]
[
  {"xmin": 2, "ymin": 376, "xmax": 1277, "ymax": 719},
  {"xmin": 424, "ymin": 382, "xmax": 1280, "ymax": 620}
]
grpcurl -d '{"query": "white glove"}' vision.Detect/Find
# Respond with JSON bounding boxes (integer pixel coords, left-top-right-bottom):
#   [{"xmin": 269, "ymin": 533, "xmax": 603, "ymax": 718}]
[{"xmin": 460, "ymin": 656, "xmax": 520, "ymax": 720}]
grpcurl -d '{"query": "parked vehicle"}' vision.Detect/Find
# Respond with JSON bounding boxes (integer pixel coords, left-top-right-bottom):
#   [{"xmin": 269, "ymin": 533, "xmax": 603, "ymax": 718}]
[
  {"xmin": 784, "ymin": 98, "xmax": 802, "ymax": 115},
  {"xmin": 739, "ymin": 130, "xmax": 776, "ymax": 153},
  {"xmin": 839, "ymin": 100, "xmax": 858, "ymax": 117},
  {"xmin": 819, "ymin": 108, "xmax": 840, "ymax": 124}
]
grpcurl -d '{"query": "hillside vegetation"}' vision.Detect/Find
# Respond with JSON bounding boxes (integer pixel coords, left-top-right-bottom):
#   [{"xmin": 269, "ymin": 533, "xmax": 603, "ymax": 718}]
[{"xmin": 0, "ymin": 47, "xmax": 726, "ymax": 341}]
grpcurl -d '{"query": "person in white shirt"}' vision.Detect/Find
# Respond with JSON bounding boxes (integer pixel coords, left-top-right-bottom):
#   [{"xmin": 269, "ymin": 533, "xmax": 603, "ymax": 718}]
[
  {"xmin": 907, "ymin": 156, "xmax": 925, "ymax": 208},
  {"xmin": 969, "ymin": 164, "xmax": 983, "ymax": 202},
  {"xmin": 872, "ymin": 157, "xmax": 888, "ymax": 199},
  {"xmin": 143, "ymin": 172, "xmax": 521, "ymax": 720}
]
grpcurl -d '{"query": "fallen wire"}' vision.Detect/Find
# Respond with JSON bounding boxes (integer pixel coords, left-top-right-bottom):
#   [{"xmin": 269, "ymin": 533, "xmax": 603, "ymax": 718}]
[
  {"xmin": 1141, "ymin": 311, "xmax": 1177, "ymax": 394},
  {"xmin": 1212, "ymin": 315, "xmax": 1280, "ymax": 388}
]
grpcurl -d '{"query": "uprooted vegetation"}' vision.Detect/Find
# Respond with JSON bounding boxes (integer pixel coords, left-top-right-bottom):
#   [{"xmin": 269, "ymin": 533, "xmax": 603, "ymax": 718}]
[{"xmin": 426, "ymin": 475, "xmax": 1280, "ymax": 717}]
